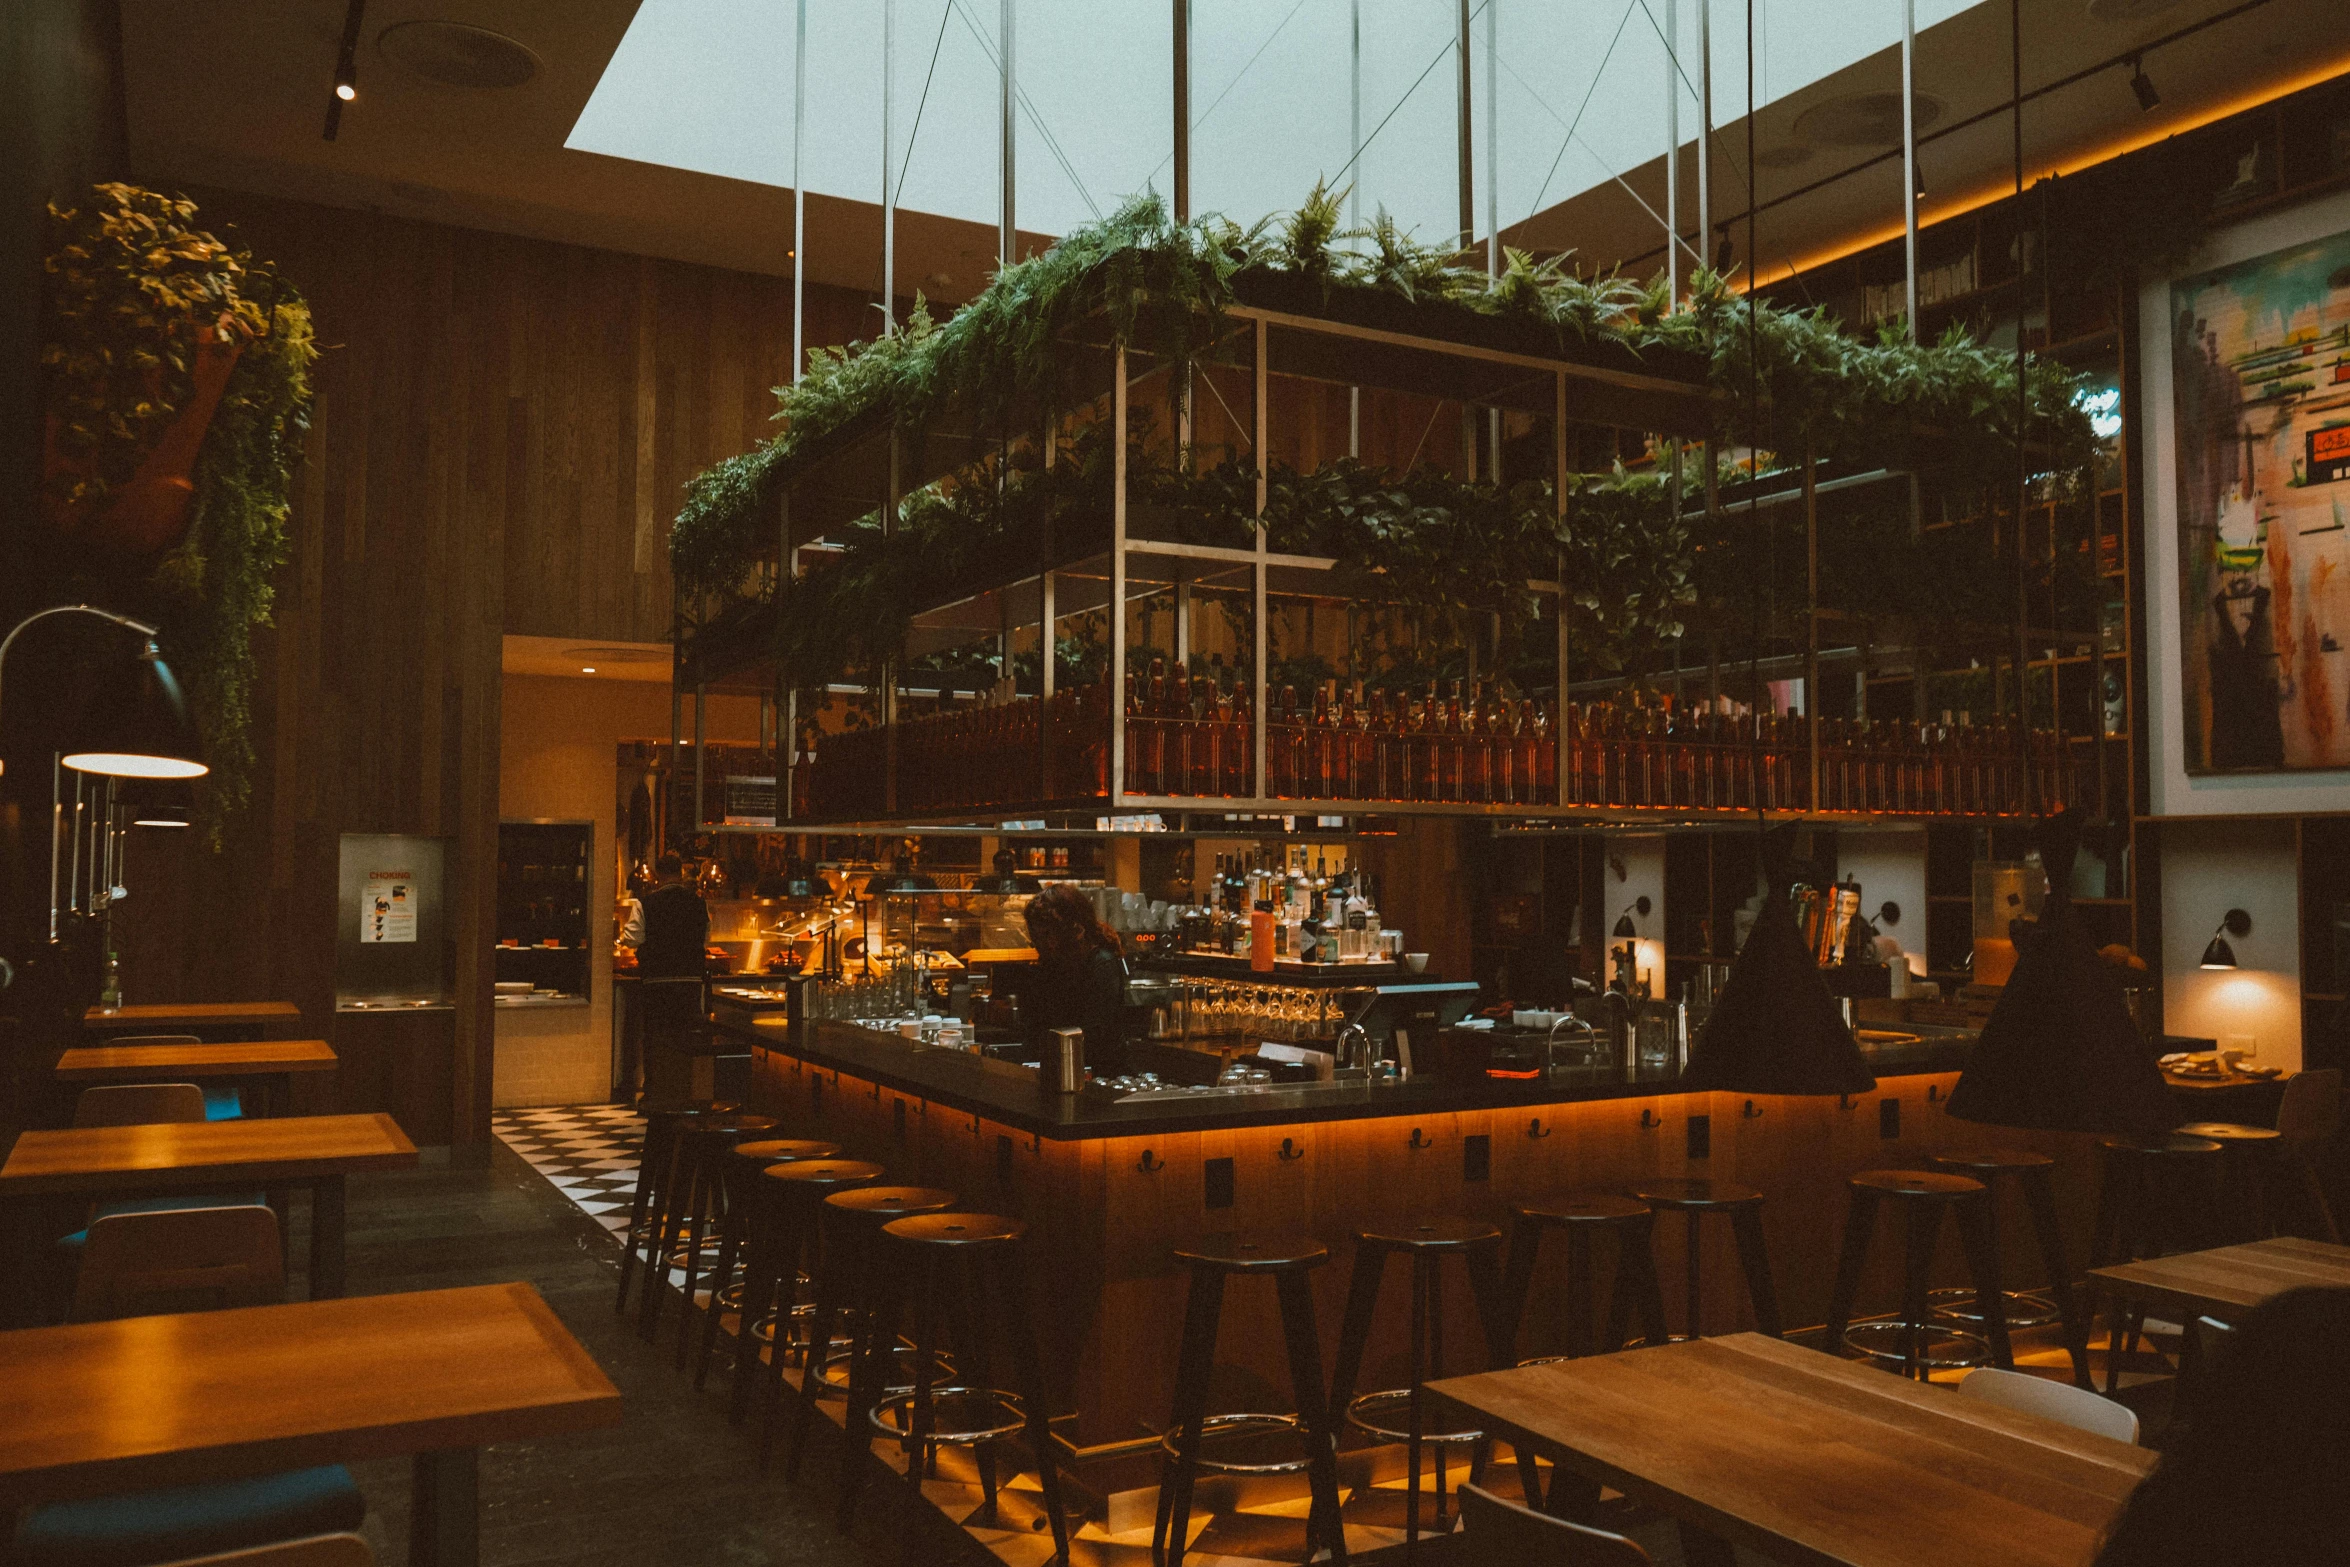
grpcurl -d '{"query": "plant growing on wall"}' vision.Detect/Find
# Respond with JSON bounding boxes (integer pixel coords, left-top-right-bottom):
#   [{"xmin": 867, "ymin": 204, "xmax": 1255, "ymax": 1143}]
[{"xmin": 40, "ymin": 184, "xmax": 316, "ymax": 838}]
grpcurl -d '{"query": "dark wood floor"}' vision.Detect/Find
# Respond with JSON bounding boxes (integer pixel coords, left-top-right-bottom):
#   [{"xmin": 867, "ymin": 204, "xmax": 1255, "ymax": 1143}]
[{"xmin": 324, "ymin": 1142, "xmax": 992, "ymax": 1567}]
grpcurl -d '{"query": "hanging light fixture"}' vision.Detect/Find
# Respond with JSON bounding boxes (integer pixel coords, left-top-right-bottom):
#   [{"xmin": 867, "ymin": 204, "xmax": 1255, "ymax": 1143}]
[
  {"xmin": 1947, "ymin": 813, "xmax": 2170, "ymax": 1134},
  {"xmin": 1683, "ymin": 828, "xmax": 1877, "ymax": 1098},
  {"xmin": 2199, "ymin": 909, "xmax": 2251, "ymax": 970},
  {"xmin": 62, "ymin": 640, "xmax": 208, "ymax": 779},
  {"xmin": 0, "ymin": 606, "xmax": 207, "ymax": 780},
  {"xmin": 323, "ymin": 0, "xmax": 367, "ymax": 141},
  {"xmin": 2127, "ymin": 54, "xmax": 2161, "ymax": 112}
]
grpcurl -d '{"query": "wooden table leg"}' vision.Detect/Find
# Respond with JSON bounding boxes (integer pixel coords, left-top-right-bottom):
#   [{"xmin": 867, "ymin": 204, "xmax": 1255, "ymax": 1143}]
[
  {"xmin": 412, "ymin": 1447, "xmax": 482, "ymax": 1567},
  {"xmin": 310, "ymin": 1174, "xmax": 348, "ymax": 1298}
]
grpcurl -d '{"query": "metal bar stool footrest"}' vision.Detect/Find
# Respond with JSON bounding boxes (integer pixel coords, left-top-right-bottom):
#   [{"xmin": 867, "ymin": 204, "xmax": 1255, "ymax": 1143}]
[
  {"xmin": 1155, "ymin": 1412, "xmax": 1315, "ymax": 1477},
  {"xmin": 868, "ymin": 1385, "xmax": 1029, "ymax": 1447},
  {"xmin": 1345, "ymin": 1389, "xmax": 1485, "ymax": 1446},
  {"xmin": 1839, "ymin": 1320, "xmax": 1991, "ymax": 1371},
  {"xmin": 1928, "ymin": 1285, "xmax": 2061, "ymax": 1329}
]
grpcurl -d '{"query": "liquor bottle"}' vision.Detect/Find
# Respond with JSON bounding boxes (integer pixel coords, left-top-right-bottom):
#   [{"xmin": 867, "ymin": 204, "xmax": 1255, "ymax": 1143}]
[
  {"xmin": 1310, "ymin": 681, "xmax": 1335, "ymax": 799},
  {"xmin": 1445, "ymin": 680, "xmax": 1469, "ymax": 803},
  {"xmin": 1227, "ymin": 677, "xmax": 1253, "ymax": 797},
  {"xmin": 1470, "ymin": 680, "xmax": 1499, "ymax": 803},
  {"xmin": 1169, "ymin": 663, "xmax": 1193, "ymax": 795},
  {"xmin": 1405, "ymin": 684, "xmax": 1433, "ymax": 803},
  {"xmin": 1531, "ymin": 699, "xmax": 1557, "ymax": 806},
  {"xmin": 1494, "ymin": 694, "xmax": 1519, "ymax": 805},
  {"xmin": 1345, "ymin": 681, "xmax": 1370, "ymax": 801}
]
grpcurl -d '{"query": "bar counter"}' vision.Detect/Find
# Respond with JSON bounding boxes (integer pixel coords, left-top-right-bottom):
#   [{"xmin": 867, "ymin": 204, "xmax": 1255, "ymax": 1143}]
[
  {"xmin": 724, "ymin": 1010, "xmax": 2100, "ymax": 1502},
  {"xmin": 721, "ymin": 1013, "xmax": 1979, "ymax": 1139}
]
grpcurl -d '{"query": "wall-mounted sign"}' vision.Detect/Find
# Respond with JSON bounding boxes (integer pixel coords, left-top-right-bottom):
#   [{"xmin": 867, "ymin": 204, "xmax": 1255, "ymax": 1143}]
[
  {"xmin": 723, "ymin": 775, "xmax": 777, "ymax": 826},
  {"xmin": 363, "ymin": 869, "xmax": 417, "ymax": 943}
]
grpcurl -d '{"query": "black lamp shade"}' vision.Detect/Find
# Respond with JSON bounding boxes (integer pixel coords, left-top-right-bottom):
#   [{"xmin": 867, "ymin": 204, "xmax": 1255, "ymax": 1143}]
[
  {"xmin": 1946, "ymin": 813, "xmax": 2170, "ymax": 1135},
  {"xmin": 1612, "ymin": 913, "xmax": 1637, "ymax": 938},
  {"xmin": 62, "ymin": 648, "xmax": 207, "ymax": 779},
  {"xmin": 1683, "ymin": 829, "xmax": 1876, "ymax": 1097},
  {"xmin": 2199, "ymin": 935, "xmax": 2236, "ymax": 971}
]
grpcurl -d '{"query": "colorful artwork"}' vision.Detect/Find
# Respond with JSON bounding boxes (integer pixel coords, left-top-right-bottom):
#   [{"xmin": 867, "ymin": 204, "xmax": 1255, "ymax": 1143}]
[{"xmin": 2171, "ymin": 229, "xmax": 2350, "ymax": 773}]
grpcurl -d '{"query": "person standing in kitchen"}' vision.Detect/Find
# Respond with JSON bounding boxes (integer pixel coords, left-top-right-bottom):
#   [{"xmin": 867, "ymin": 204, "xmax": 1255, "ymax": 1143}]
[
  {"xmin": 619, "ymin": 852, "xmax": 709, "ymax": 1101},
  {"xmin": 1017, "ymin": 884, "xmax": 1131, "ymax": 1075}
]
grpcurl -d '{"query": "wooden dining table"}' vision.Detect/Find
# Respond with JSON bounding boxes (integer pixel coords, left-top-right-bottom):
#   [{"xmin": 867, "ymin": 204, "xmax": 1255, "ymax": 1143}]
[
  {"xmin": 2090, "ymin": 1236, "xmax": 2350, "ymax": 1323},
  {"xmin": 53, "ymin": 1038, "xmax": 339, "ymax": 1119},
  {"xmin": 0, "ymin": 1282, "xmax": 622, "ymax": 1567},
  {"xmin": 0, "ymin": 1113, "xmax": 416, "ymax": 1298},
  {"xmin": 83, "ymin": 1000, "xmax": 303, "ymax": 1040},
  {"xmin": 1430, "ymin": 1333, "xmax": 2155, "ymax": 1567}
]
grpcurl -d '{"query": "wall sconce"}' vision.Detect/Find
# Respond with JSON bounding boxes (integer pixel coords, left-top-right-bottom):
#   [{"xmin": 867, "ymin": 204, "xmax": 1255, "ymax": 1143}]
[
  {"xmin": 2199, "ymin": 909, "xmax": 2251, "ymax": 971},
  {"xmin": 1613, "ymin": 895, "xmax": 1652, "ymax": 939}
]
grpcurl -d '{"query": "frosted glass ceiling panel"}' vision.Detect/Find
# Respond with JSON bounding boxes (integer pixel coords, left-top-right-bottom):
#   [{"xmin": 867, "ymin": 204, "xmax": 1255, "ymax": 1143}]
[{"xmin": 570, "ymin": 0, "xmax": 1983, "ymax": 249}]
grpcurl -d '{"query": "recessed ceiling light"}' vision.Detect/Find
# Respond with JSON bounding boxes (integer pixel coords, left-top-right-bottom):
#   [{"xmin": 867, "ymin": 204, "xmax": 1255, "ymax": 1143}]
[
  {"xmin": 1793, "ymin": 91, "xmax": 1944, "ymax": 148},
  {"xmin": 377, "ymin": 20, "xmax": 540, "ymax": 90},
  {"xmin": 582, "ymin": 667, "xmax": 596, "ymax": 674}
]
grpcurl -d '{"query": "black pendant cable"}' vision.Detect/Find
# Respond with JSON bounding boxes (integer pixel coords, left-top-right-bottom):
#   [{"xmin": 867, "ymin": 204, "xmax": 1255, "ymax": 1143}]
[
  {"xmin": 322, "ymin": 0, "xmax": 366, "ymax": 142},
  {"xmin": 1743, "ymin": 0, "xmax": 1766, "ymax": 844},
  {"xmin": 2012, "ymin": 0, "xmax": 2041, "ymax": 831}
]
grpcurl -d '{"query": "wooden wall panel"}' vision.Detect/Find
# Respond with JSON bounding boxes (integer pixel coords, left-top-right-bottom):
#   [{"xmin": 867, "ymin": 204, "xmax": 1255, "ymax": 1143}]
[{"xmin": 99, "ymin": 190, "xmax": 880, "ymax": 1147}]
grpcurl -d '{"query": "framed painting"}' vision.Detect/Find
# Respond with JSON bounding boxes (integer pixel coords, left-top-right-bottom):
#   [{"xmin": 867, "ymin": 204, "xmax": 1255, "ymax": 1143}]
[{"xmin": 2169, "ymin": 229, "xmax": 2350, "ymax": 773}]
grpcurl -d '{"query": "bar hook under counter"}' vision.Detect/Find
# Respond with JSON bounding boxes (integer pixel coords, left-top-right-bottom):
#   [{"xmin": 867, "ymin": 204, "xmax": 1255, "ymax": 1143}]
[
  {"xmin": 1527, "ymin": 1117, "xmax": 1552, "ymax": 1140},
  {"xmin": 1638, "ymin": 1108, "xmax": 1662, "ymax": 1130},
  {"xmin": 1406, "ymin": 1128, "xmax": 1433, "ymax": 1150},
  {"xmin": 1742, "ymin": 1100, "xmax": 1766, "ymax": 1120},
  {"xmin": 1276, "ymin": 1137, "xmax": 1304, "ymax": 1161},
  {"xmin": 1136, "ymin": 1149, "xmax": 1164, "ymax": 1173}
]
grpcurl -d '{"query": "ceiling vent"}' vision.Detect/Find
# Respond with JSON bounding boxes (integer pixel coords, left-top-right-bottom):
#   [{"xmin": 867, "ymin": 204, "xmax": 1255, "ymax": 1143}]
[
  {"xmin": 377, "ymin": 20, "xmax": 540, "ymax": 90},
  {"xmin": 1792, "ymin": 91, "xmax": 1944, "ymax": 148}
]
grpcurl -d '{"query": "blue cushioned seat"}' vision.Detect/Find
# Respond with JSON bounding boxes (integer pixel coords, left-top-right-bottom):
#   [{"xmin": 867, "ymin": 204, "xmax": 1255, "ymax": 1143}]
[
  {"xmin": 10, "ymin": 1465, "xmax": 363, "ymax": 1567},
  {"xmin": 201, "ymin": 1083, "xmax": 245, "ymax": 1120},
  {"xmin": 54, "ymin": 1194, "xmax": 270, "ymax": 1250}
]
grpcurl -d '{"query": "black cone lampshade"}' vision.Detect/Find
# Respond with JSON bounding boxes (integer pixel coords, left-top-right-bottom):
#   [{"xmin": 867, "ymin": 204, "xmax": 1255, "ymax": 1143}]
[
  {"xmin": 1683, "ymin": 827, "xmax": 1876, "ymax": 1097},
  {"xmin": 1946, "ymin": 812, "xmax": 2170, "ymax": 1135},
  {"xmin": 61, "ymin": 642, "xmax": 207, "ymax": 779}
]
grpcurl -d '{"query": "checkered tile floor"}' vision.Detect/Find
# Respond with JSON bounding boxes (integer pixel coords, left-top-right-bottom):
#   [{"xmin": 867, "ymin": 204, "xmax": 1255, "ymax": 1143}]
[{"xmin": 491, "ymin": 1104, "xmax": 645, "ymax": 1236}]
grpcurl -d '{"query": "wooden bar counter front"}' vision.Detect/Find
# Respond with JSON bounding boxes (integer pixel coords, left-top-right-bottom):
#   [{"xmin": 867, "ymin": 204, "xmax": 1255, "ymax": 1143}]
[{"xmin": 734, "ymin": 1017, "xmax": 2099, "ymax": 1498}]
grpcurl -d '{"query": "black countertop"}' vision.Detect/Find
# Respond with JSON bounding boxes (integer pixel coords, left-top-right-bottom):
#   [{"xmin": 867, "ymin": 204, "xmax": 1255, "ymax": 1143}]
[{"xmin": 721, "ymin": 1014, "xmax": 1976, "ymax": 1141}]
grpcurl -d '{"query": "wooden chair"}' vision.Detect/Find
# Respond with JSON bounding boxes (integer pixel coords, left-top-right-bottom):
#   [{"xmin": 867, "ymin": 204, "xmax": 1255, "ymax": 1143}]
[
  {"xmin": 73, "ymin": 1081, "xmax": 208, "ymax": 1127},
  {"xmin": 97, "ymin": 1035, "xmax": 246, "ymax": 1119},
  {"xmin": 1457, "ymin": 1483, "xmax": 1652, "ymax": 1565},
  {"xmin": 2276, "ymin": 1070, "xmax": 2342, "ymax": 1243},
  {"xmin": 159, "ymin": 1534, "xmax": 373, "ymax": 1566},
  {"xmin": 1958, "ymin": 1367, "xmax": 2140, "ymax": 1445},
  {"xmin": 69, "ymin": 1204, "xmax": 285, "ymax": 1321}
]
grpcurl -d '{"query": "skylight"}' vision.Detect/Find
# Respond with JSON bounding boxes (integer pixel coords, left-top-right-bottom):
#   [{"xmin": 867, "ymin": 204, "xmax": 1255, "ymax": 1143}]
[{"xmin": 569, "ymin": 0, "xmax": 1978, "ymax": 256}]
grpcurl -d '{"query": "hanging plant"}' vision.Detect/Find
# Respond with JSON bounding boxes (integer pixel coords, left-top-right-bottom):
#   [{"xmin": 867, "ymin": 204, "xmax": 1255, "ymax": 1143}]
[
  {"xmin": 675, "ymin": 185, "xmax": 2098, "ymax": 696},
  {"xmin": 39, "ymin": 184, "xmax": 316, "ymax": 840}
]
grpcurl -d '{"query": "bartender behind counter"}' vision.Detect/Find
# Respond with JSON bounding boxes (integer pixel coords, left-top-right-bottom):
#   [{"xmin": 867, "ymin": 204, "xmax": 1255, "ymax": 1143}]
[
  {"xmin": 620, "ymin": 852, "xmax": 710, "ymax": 1097},
  {"xmin": 1016, "ymin": 884, "xmax": 1130, "ymax": 1075}
]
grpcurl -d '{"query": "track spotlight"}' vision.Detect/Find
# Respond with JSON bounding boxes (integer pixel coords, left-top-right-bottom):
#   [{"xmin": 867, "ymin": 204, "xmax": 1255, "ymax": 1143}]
[
  {"xmin": 324, "ymin": 0, "xmax": 367, "ymax": 141},
  {"xmin": 2128, "ymin": 55, "xmax": 2160, "ymax": 113}
]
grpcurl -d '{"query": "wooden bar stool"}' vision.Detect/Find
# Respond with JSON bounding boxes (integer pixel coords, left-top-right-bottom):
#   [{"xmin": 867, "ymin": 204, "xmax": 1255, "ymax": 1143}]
[
  {"xmin": 691, "ymin": 1138, "xmax": 842, "ymax": 1389},
  {"xmin": 1930, "ymin": 1148, "xmax": 2093, "ymax": 1389},
  {"xmin": 1325, "ymin": 1219, "xmax": 1509, "ymax": 1562},
  {"xmin": 783, "ymin": 1183, "xmax": 958, "ymax": 1481},
  {"xmin": 639, "ymin": 1110, "xmax": 778, "ymax": 1345},
  {"xmin": 741, "ymin": 1158, "xmax": 885, "ymax": 1451},
  {"xmin": 1822, "ymin": 1170, "xmax": 2012, "ymax": 1381},
  {"xmin": 840, "ymin": 1213, "xmax": 1072, "ymax": 1565},
  {"xmin": 613, "ymin": 1100, "xmax": 739, "ymax": 1317},
  {"xmin": 1623, "ymin": 1179, "xmax": 1783, "ymax": 1340},
  {"xmin": 1500, "ymin": 1196, "xmax": 1669, "ymax": 1363},
  {"xmin": 2090, "ymin": 1132, "xmax": 2226, "ymax": 1391},
  {"xmin": 2172, "ymin": 1121, "xmax": 2286, "ymax": 1241},
  {"xmin": 1154, "ymin": 1234, "xmax": 1348, "ymax": 1567}
]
